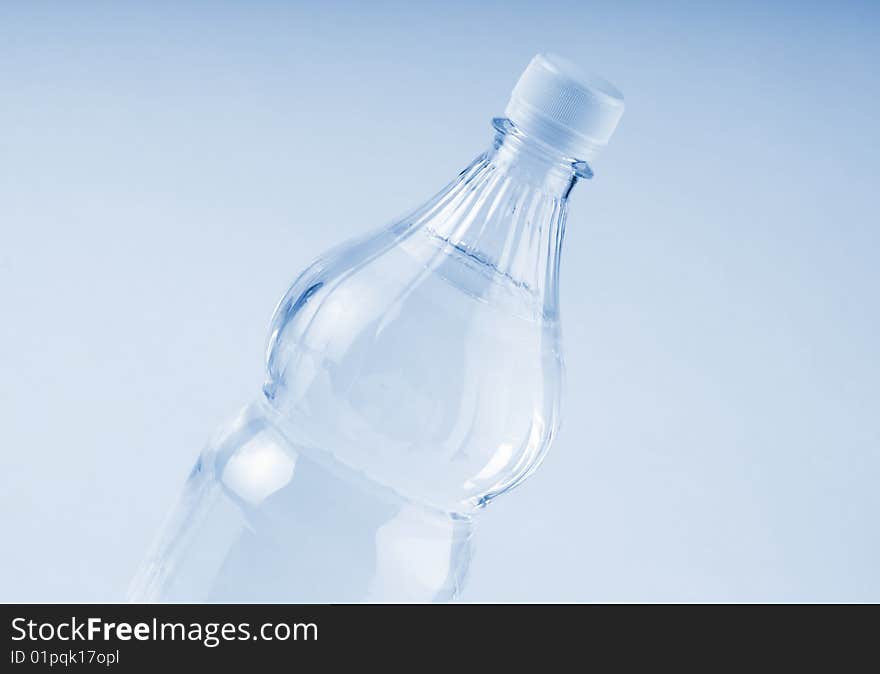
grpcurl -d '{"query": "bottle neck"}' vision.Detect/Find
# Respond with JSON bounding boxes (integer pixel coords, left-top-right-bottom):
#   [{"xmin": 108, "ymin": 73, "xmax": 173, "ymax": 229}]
[
  {"xmin": 487, "ymin": 117, "xmax": 592, "ymax": 200},
  {"xmin": 407, "ymin": 119, "xmax": 582, "ymax": 319}
]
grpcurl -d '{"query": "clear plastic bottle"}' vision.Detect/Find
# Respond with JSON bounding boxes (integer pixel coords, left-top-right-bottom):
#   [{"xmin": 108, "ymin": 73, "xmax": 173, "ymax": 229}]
[{"xmin": 131, "ymin": 53, "xmax": 624, "ymax": 602}]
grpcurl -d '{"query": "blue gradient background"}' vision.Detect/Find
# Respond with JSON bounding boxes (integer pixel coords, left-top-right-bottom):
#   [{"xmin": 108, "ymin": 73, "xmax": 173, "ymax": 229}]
[{"xmin": 1, "ymin": 1, "xmax": 878, "ymax": 601}]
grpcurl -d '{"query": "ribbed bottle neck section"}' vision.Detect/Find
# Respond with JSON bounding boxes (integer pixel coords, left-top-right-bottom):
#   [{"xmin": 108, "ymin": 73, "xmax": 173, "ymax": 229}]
[{"xmin": 407, "ymin": 153, "xmax": 567, "ymax": 319}]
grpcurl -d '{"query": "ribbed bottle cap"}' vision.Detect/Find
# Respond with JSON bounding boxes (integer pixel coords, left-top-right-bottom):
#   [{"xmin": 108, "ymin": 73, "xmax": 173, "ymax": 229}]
[{"xmin": 504, "ymin": 53, "xmax": 625, "ymax": 162}]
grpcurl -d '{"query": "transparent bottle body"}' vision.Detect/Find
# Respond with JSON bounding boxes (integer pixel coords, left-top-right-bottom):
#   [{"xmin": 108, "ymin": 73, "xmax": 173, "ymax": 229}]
[{"xmin": 131, "ymin": 120, "xmax": 580, "ymax": 602}]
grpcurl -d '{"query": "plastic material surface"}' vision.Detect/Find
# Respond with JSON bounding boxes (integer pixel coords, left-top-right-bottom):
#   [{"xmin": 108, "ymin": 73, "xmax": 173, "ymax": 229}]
[{"xmin": 131, "ymin": 54, "xmax": 624, "ymax": 602}]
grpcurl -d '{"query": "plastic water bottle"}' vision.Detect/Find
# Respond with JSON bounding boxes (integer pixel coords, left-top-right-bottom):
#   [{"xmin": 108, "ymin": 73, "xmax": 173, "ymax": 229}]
[{"xmin": 131, "ymin": 54, "xmax": 625, "ymax": 602}]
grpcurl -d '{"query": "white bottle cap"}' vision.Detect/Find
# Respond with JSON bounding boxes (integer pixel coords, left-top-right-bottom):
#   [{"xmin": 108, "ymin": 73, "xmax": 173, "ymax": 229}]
[{"xmin": 504, "ymin": 53, "xmax": 625, "ymax": 162}]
